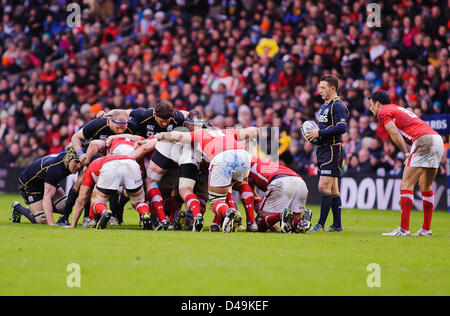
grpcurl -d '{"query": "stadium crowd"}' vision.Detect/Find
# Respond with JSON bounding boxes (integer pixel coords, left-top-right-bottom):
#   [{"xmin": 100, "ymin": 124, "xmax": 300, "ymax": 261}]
[{"xmin": 0, "ymin": 0, "xmax": 448, "ymax": 178}]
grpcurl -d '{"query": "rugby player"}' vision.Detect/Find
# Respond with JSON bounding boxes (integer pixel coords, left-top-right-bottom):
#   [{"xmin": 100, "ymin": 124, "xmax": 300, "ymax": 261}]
[
  {"xmin": 70, "ymin": 145, "xmax": 157, "ymax": 230},
  {"xmin": 11, "ymin": 147, "xmax": 82, "ymax": 225},
  {"xmin": 368, "ymin": 90, "xmax": 444, "ymax": 237},
  {"xmin": 250, "ymin": 156, "xmax": 312, "ymax": 233},
  {"xmin": 140, "ymin": 110, "xmax": 205, "ymax": 231}
]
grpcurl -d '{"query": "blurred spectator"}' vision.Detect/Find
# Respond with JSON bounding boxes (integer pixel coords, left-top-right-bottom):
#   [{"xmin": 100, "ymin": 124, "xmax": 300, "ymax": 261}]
[{"xmin": 14, "ymin": 143, "xmax": 38, "ymax": 168}]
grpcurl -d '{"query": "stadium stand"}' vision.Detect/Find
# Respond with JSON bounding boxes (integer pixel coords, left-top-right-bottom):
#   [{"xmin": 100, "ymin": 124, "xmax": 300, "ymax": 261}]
[{"xmin": 0, "ymin": 0, "xmax": 448, "ymax": 179}]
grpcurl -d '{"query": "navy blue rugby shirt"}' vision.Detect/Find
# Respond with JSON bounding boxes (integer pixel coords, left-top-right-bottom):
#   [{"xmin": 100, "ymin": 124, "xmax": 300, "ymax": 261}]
[
  {"xmin": 19, "ymin": 152, "xmax": 70, "ymax": 194},
  {"xmin": 317, "ymin": 96, "xmax": 349, "ymax": 146},
  {"xmin": 129, "ymin": 108, "xmax": 186, "ymax": 138}
]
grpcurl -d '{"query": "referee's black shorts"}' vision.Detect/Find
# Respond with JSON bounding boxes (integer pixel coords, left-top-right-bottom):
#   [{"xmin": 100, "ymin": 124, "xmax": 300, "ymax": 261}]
[{"xmin": 316, "ymin": 144, "xmax": 344, "ymax": 178}]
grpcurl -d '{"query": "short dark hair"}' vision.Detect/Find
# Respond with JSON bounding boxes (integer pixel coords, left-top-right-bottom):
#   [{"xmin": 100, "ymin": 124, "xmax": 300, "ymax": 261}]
[
  {"xmin": 319, "ymin": 74, "xmax": 339, "ymax": 90},
  {"xmin": 187, "ymin": 109, "xmax": 205, "ymax": 122},
  {"xmin": 368, "ymin": 90, "xmax": 391, "ymax": 105},
  {"xmin": 155, "ymin": 100, "xmax": 174, "ymax": 119}
]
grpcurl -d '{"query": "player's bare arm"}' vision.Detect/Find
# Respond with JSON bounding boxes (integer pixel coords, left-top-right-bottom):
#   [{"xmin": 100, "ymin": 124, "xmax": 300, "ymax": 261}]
[
  {"xmin": 85, "ymin": 140, "xmax": 106, "ymax": 164},
  {"xmin": 129, "ymin": 138, "xmax": 157, "ymax": 161},
  {"xmin": 156, "ymin": 131, "xmax": 192, "ymax": 144},
  {"xmin": 43, "ymin": 183, "xmax": 57, "ymax": 226},
  {"xmin": 384, "ymin": 121, "xmax": 410, "ymax": 161},
  {"xmin": 71, "ymin": 129, "xmax": 87, "ymax": 163},
  {"xmin": 237, "ymin": 127, "xmax": 260, "ymax": 140},
  {"xmin": 70, "ymin": 185, "xmax": 93, "ymax": 227}
]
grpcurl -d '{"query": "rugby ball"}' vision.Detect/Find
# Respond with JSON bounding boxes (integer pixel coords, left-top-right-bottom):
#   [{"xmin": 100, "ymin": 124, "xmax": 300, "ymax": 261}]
[{"xmin": 301, "ymin": 120, "xmax": 319, "ymax": 145}]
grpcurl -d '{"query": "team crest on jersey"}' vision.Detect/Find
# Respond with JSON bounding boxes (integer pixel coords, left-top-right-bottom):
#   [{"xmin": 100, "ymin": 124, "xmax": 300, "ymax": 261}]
[{"xmin": 167, "ymin": 124, "xmax": 173, "ymax": 131}]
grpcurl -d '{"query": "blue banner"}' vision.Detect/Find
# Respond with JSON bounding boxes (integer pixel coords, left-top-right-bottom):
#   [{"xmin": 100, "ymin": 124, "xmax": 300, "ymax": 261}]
[{"xmin": 422, "ymin": 114, "xmax": 450, "ymax": 135}]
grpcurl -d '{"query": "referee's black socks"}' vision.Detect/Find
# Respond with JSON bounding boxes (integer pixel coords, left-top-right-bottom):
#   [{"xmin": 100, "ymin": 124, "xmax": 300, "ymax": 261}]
[
  {"xmin": 318, "ymin": 194, "xmax": 332, "ymax": 227},
  {"xmin": 331, "ymin": 195, "xmax": 342, "ymax": 228}
]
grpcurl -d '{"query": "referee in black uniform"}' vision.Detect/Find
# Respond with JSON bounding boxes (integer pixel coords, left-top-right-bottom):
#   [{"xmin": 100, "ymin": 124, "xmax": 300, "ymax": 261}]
[{"xmin": 306, "ymin": 74, "xmax": 349, "ymax": 232}]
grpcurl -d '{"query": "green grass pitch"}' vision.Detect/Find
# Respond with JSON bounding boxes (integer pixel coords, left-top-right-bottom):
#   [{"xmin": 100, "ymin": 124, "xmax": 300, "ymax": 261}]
[{"xmin": 0, "ymin": 193, "xmax": 449, "ymax": 296}]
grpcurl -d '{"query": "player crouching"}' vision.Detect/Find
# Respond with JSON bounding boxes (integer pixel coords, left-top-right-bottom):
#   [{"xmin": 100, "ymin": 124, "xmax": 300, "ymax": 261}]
[
  {"xmin": 69, "ymin": 154, "xmax": 153, "ymax": 230},
  {"xmin": 250, "ymin": 156, "xmax": 312, "ymax": 233}
]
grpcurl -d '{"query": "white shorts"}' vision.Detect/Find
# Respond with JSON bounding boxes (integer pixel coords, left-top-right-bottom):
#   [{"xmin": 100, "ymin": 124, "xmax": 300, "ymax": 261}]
[
  {"xmin": 208, "ymin": 149, "xmax": 251, "ymax": 187},
  {"xmin": 407, "ymin": 134, "xmax": 444, "ymax": 168},
  {"xmin": 260, "ymin": 176, "xmax": 308, "ymax": 214},
  {"xmin": 155, "ymin": 141, "xmax": 201, "ymax": 166},
  {"xmin": 97, "ymin": 159, "xmax": 143, "ymax": 192}
]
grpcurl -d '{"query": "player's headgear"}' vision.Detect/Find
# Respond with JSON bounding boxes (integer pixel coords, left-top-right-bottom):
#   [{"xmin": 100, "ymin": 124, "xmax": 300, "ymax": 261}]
[{"xmin": 64, "ymin": 146, "xmax": 80, "ymax": 164}]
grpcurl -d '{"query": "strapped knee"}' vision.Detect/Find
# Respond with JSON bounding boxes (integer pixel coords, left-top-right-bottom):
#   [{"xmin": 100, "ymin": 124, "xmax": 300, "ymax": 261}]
[{"xmin": 208, "ymin": 191, "xmax": 227, "ymax": 204}]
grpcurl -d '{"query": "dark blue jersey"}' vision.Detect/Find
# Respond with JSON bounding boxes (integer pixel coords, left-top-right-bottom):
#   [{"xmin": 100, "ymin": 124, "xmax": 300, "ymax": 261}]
[
  {"xmin": 80, "ymin": 117, "xmax": 137, "ymax": 151},
  {"xmin": 317, "ymin": 97, "xmax": 349, "ymax": 146},
  {"xmin": 130, "ymin": 108, "xmax": 186, "ymax": 137},
  {"xmin": 18, "ymin": 152, "xmax": 70, "ymax": 194}
]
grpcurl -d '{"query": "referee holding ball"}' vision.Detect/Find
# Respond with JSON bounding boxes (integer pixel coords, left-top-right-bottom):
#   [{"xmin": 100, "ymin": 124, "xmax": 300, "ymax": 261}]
[{"xmin": 306, "ymin": 74, "xmax": 349, "ymax": 232}]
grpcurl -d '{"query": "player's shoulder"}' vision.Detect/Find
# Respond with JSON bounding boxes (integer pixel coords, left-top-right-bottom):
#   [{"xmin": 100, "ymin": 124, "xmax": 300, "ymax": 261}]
[
  {"xmin": 43, "ymin": 152, "xmax": 66, "ymax": 165},
  {"xmin": 333, "ymin": 98, "xmax": 347, "ymax": 110},
  {"xmin": 130, "ymin": 108, "xmax": 154, "ymax": 121},
  {"xmin": 83, "ymin": 117, "xmax": 109, "ymax": 131},
  {"xmin": 173, "ymin": 109, "xmax": 186, "ymax": 123}
]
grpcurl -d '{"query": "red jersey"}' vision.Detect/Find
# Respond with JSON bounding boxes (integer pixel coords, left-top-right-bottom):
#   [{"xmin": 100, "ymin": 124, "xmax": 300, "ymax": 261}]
[
  {"xmin": 190, "ymin": 129, "xmax": 245, "ymax": 161},
  {"xmin": 250, "ymin": 157, "xmax": 301, "ymax": 191},
  {"xmin": 82, "ymin": 155, "xmax": 135, "ymax": 187},
  {"xmin": 377, "ymin": 104, "xmax": 438, "ymax": 145}
]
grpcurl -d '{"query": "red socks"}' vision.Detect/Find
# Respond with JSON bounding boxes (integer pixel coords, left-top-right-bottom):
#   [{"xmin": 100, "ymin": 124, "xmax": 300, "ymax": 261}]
[
  {"xmin": 257, "ymin": 212, "xmax": 281, "ymax": 232},
  {"xmin": 212, "ymin": 200, "xmax": 229, "ymax": 218},
  {"xmin": 239, "ymin": 183, "xmax": 256, "ymax": 224},
  {"xmin": 400, "ymin": 190, "xmax": 414, "ymax": 231},
  {"xmin": 400, "ymin": 190, "xmax": 434, "ymax": 231},
  {"xmin": 148, "ymin": 187, "xmax": 167, "ymax": 222},
  {"xmin": 226, "ymin": 192, "xmax": 236, "ymax": 209},
  {"xmin": 90, "ymin": 201, "xmax": 108, "ymax": 218},
  {"xmin": 185, "ymin": 193, "xmax": 202, "ymax": 217},
  {"xmin": 136, "ymin": 202, "xmax": 150, "ymax": 216},
  {"xmin": 421, "ymin": 191, "xmax": 434, "ymax": 231}
]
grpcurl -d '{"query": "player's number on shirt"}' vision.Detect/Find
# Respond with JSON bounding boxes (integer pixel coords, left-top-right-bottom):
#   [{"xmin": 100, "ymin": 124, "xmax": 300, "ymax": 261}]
[{"xmin": 398, "ymin": 107, "xmax": 418, "ymax": 118}]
